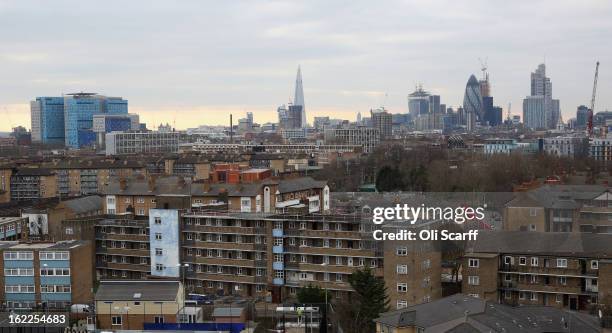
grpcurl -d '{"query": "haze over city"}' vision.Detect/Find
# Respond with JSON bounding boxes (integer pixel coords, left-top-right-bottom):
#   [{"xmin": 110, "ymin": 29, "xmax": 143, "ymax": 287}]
[{"xmin": 1, "ymin": 0, "xmax": 612, "ymax": 131}]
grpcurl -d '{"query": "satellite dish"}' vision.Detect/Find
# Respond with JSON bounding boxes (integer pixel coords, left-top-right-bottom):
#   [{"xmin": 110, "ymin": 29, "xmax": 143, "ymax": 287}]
[{"xmin": 599, "ymin": 309, "xmax": 603, "ymax": 319}]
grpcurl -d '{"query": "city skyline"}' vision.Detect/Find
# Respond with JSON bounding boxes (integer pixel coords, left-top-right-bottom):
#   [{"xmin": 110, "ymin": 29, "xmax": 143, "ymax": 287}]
[{"xmin": 1, "ymin": 0, "xmax": 612, "ymax": 131}]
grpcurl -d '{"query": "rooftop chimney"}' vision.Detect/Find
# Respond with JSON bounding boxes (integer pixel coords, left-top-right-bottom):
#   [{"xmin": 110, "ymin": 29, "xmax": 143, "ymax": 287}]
[{"xmin": 119, "ymin": 178, "xmax": 128, "ymax": 191}]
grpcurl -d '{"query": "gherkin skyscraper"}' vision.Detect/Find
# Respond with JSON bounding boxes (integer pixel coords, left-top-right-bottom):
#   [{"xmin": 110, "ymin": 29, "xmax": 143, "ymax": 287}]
[{"xmin": 463, "ymin": 74, "xmax": 482, "ymax": 131}]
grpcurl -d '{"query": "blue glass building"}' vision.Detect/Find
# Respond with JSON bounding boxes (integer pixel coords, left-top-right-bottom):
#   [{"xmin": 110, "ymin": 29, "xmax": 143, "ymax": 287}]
[
  {"xmin": 63, "ymin": 93, "xmax": 128, "ymax": 148},
  {"xmin": 30, "ymin": 97, "xmax": 65, "ymax": 144}
]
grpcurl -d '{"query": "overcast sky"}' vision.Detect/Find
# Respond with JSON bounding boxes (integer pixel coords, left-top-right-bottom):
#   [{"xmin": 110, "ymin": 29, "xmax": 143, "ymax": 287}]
[{"xmin": 1, "ymin": 0, "xmax": 611, "ymax": 131}]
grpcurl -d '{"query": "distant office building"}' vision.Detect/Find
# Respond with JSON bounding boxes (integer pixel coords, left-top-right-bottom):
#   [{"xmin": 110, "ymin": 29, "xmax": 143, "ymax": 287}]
[
  {"xmin": 463, "ymin": 75, "xmax": 482, "ymax": 131},
  {"xmin": 482, "ymin": 96, "xmax": 503, "ymax": 126},
  {"xmin": 523, "ymin": 64, "xmax": 560, "ymax": 129},
  {"xmin": 576, "ymin": 105, "xmax": 589, "ymax": 128},
  {"xmin": 278, "ymin": 104, "xmax": 303, "ymax": 129},
  {"xmin": 30, "ymin": 97, "xmax": 65, "ymax": 145},
  {"xmin": 543, "ymin": 136, "xmax": 589, "ymax": 158},
  {"xmin": 61, "ymin": 93, "xmax": 129, "ymax": 148},
  {"xmin": 370, "ymin": 108, "xmax": 392, "ymax": 139},
  {"xmin": 324, "ymin": 126, "xmax": 380, "ymax": 153},
  {"xmin": 313, "ymin": 116, "xmax": 330, "ymax": 130},
  {"xmin": 523, "ymin": 96, "xmax": 547, "ymax": 129},
  {"xmin": 589, "ymin": 138, "xmax": 612, "ymax": 161},
  {"xmin": 105, "ymin": 131, "xmax": 180, "ymax": 155},
  {"xmin": 93, "ymin": 113, "xmax": 140, "ymax": 148},
  {"xmin": 408, "ymin": 85, "xmax": 430, "ymax": 117},
  {"xmin": 293, "ymin": 66, "xmax": 307, "ymax": 127}
]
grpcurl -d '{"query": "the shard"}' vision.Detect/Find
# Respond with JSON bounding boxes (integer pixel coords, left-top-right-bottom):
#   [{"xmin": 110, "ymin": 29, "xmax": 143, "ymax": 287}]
[{"xmin": 293, "ymin": 66, "xmax": 307, "ymax": 127}]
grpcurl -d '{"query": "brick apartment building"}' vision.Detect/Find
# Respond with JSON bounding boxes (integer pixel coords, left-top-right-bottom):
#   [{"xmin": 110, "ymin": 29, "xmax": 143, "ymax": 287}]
[{"xmin": 463, "ymin": 231, "xmax": 612, "ymax": 311}]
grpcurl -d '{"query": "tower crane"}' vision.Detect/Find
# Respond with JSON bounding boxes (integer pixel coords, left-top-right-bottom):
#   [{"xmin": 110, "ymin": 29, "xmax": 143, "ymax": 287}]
[{"xmin": 587, "ymin": 61, "xmax": 600, "ymax": 138}]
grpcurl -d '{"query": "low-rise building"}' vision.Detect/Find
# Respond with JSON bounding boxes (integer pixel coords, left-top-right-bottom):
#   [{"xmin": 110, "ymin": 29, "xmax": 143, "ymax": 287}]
[
  {"xmin": 95, "ymin": 280, "xmax": 184, "ymax": 330},
  {"xmin": 0, "ymin": 240, "xmax": 94, "ymax": 310},
  {"xmin": 105, "ymin": 131, "xmax": 181, "ymax": 155}
]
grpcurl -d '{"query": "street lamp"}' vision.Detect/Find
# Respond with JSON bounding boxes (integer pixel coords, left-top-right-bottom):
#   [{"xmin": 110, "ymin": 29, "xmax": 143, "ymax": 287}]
[{"xmin": 176, "ymin": 263, "xmax": 189, "ymax": 326}]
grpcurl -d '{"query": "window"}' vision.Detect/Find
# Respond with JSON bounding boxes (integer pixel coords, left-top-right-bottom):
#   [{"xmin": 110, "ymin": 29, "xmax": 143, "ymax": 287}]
[
  {"xmin": 468, "ymin": 259, "xmax": 479, "ymax": 268},
  {"xmin": 559, "ymin": 276, "xmax": 567, "ymax": 285},
  {"xmin": 4, "ymin": 251, "xmax": 33, "ymax": 260},
  {"xmin": 156, "ymin": 264, "xmax": 164, "ymax": 271},
  {"xmin": 336, "ymin": 273, "xmax": 342, "ymax": 282},
  {"xmin": 323, "ymin": 239, "xmax": 329, "ymax": 248},
  {"xmin": 154, "ymin": 217, "xmax": 161, "ymax": 225},
  {"xmin": 137, "ymin": 209, "xmax": 145, "ymax": 216},
  {"xmin": 396, "ymin": 247, "xmax": 407, "ymax": 256},
  {"xmin": 39, "ymin": 252, "xmax": 69, "ymax": 260},
  {"xmin": 556, "ymin": 294, "xmax": 562, "ymax": 303},
  {"xmin": 591, "ymin": 260, "xmax": 599, "ymax": 269},
  {"xmin": 336, "ymin": 240, "xmax": 342, "ymax": 248},
  {"xmin": 529, "ymin": 224, "xmax": 537, "ymax": 231},
  {"xmin": 396, "ymin": 300, "xmax": 408, "ymax": 309},
  {"xmin": 65, "ymin": 227, "xmax": 74, "ymax": 235},
  {"xmin": 557, "ymin": 258, "xmax": 567, "ymax": 268},
  {"xmin": 155, "ymin": 248, "xmax": 163, "ymax": 256},
  {"xmin": 504, "ymin": 290, "xmax": 511, "ymax": 299},
  {"xmin": 112, "ymin": 316, "xmax": 122, "ymax": 326},
  {"xmin": 335, "ymin": 256, "xmax": 342, "ymax": 265},
  {"xmin": 531, "ymin": 257, "xmax": 539, "ymax": 267},
  {"xmin": 531, "ymin": 292, "xmax": 538, "ymax": 301},
  {"xmin": 155, "ymin": 233, "xmax": 162, "ymax": 241},
  {"xmin": 468, "ymin": 276, "xmax": 480, "ymax": 285},
  {"xmin": 137, "ymin": 197, "xmax": 145, "ymax": 203},
  {"xmin": 530, "ymin": 275, "xmax": 538, "ymax": 284},
  {"xmin": 519, "ymin": 292, "xmax": 526, "ymax": 300},
  {"xmin": 519, "ymin": 257, "xmax": 527, "ymax": 266},
  {"xmin": 529, "ymin": 208, "xmax": 537, "ymax": 216},
  {"xmin": 504, "ymin": 256, "xmax": 513, "ymax": 265},
  {"xmin": 397, "ymin": 283, "xmax": 407, "ymax": 292}
]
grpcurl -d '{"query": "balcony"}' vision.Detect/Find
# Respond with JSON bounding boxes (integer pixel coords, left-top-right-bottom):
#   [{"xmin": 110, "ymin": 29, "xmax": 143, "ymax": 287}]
[
  {"xmin": 273, "ymin": 278, "xmax": 284, "ymax": 286},
  {"xmin": 273, "ymin": 262, "xmax": 284, "ymax": 270},
  {"xmin": 188, "ymin": 272, "xmax": 256, "ymax": 284},
  {"xmin": 98, "ymin": 248, "xmax": 150, "ymax": 257},
  {"xmin": 273, "ymin": 246, "xmax": 283, "ymax": 254},
  {"xmin": 272, "ymin": 229, "xmax": 283, "ymax": 237},
  {"xmin": 183, "ymin": 225, "xmax": 257, "ymax": 235},
  {"xmin": 183, "ymin": 256, "xmax": 255, "ymax": 268},
  {"xmin": 96, "ymin": 232, "xmax": 148, "ymax": 242},
  {"xmin": 183, "ymin": 241, "xmax": 255, "ymax": 251},
  {"xmin": 499, "ymin": 280, "xmax": 518, "ymax": 289},
  {"xmin": 99, "ymin": 262, "xmax": 150, "ymax": 272}
]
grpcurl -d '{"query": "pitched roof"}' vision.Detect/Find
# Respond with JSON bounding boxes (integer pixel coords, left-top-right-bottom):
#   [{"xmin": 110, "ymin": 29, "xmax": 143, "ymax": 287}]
[
  {"xmin": 62, "ymin": 195, "xmax": 103, "ymax": 213},
  {"xmin": 277, "ymin": 177, "xmax": 326, "ymax": 193},
  {"xmin": 374, "ymin": 294, "xmax": 600, "ymax": 332},
  {"xmin": 96, "ymin": 280, "xmax": 180, "ymax": 301},
  {"xmin": 466, "ymin": 231, "xmax": 612, "ymax": 258}
]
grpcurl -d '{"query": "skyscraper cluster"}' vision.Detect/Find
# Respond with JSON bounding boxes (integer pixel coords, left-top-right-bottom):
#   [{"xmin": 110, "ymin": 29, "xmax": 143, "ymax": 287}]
[
  {"xmin": 278, "ymin": 66, "xmax": 307, "ymax": 129},
  {"xmin": 31, "ymin": 93, "xmax": 138, "ymax": 148},
  {"xmin": 522, "ymin": 64, "xmax": 560, "ymax": 129}
]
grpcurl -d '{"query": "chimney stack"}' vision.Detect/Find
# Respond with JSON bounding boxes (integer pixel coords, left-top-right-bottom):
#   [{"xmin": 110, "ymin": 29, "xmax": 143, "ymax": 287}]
[
  {"xmin": 119, "ymin": 178, "xmax": 128, "ymax": 191},
  {"xmin": 148, "ymin": 176, "xmax": 157, "ymax": 192}
]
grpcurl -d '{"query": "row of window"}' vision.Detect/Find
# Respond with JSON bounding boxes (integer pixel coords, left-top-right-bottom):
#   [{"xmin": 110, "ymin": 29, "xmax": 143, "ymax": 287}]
[
  {"xmin": 40, "ymin": 285, "xmax": 71, "ymax": 293},
  {"xmin": 4, "ymin": 268, "xmax": 70, "ymax": 276},
  {"xmin": 3, "ymin": 251, "xmax": 69, "ymax": 260},
  {"xmin": 468, "ymin": 257, "xmax": 599, "ymax": 269}
]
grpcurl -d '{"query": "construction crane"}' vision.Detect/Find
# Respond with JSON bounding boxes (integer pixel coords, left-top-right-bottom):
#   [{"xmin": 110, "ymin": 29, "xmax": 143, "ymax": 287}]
[{"xmin": 587, "ymin": 61, "xmax": 600, "ymax": 138}]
